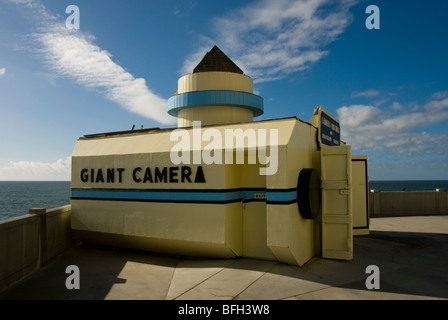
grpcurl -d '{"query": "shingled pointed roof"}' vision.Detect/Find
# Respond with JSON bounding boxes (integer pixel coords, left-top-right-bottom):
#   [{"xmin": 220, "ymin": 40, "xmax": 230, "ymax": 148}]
[{"xmin": 193, "ymin": 45, "xmax": 244, "ymax": 74}]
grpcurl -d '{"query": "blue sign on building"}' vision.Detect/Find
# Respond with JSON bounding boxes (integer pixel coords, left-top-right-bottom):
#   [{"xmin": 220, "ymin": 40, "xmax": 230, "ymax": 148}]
[{"xmin": 320, "ymin": 109, "xmax": 340, "ymax": 146}]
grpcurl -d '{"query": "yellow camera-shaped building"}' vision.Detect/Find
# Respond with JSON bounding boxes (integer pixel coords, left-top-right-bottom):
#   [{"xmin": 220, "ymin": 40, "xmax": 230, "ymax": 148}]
[{"xmin": 71, "ymin": 46, "xmax": 369, "ymax": 266}]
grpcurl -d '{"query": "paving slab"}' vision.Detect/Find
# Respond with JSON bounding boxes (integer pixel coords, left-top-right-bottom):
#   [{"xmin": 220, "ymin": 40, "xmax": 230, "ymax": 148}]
[
  {"xmin": 105, "ymin": 258, "xmax": 176, "ymax": 300},
  {"xmin": 175, "ymin": 259, "xmax": 277, "ymax": 300},
  {"xmin": 369, "ymin": 215, "xmax": 448, "ymax": 234},
  {"xmin": 289, "ymin": 287, "xmax": 444, "ymax": 300},
  {"xmin": 166, "ymin": 259, "xmax": 236, "ymax": 300},
  {"xmin": 235, "ymin": 263, "xmax": 329, "ymax": 300}
]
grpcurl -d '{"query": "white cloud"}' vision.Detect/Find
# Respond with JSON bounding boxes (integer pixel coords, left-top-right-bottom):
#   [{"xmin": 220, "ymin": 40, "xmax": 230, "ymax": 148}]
[
  {"xmin": 183, "ymin": 0, "xmax": 357, "ymax": 82},
  {"xmin": 12, "ymin": 0, "xmax": 176, "ymax": 125},
  {"xmin": 351, "ymin": 89, "xmax": 380, "ymax": 98},
  {"xmin": 0, "ymin": 68, "xmax": 5, "ymax": 75},
  {"xmin": 9, "ymin": 0, "xmax": 35, "ymax": 3},
  {"xmin": 389, "ymin": 101, "xmax": 404, "ymax": 111},
  {"xmin": 0, "ymin": 157, "xmax": 71, "ymax": 181},
  {"xmin": 425, "ymin": 97, "xmax": 448, "ymax": 112},
  {"xmin": 337, "ymin": 96, "xmax": 448, "ymax": 155},
  {"xmin": 431, "ymin": 91, "xmax": 448, "ymax": 100}
]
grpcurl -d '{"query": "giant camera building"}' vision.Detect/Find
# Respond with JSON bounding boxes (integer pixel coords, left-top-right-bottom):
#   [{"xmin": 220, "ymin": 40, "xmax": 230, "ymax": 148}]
[{"xmin": 71, "ymin": 46, "xmax": 369, "ymax": 267}]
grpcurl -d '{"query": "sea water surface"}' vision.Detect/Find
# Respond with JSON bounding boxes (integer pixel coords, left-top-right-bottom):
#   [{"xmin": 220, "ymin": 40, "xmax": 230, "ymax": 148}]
[
  {"xmin": 0, "ymin": 181, "xmax": 70, "ymax": 221},
  {"xmin": 0, "ymin": 180, "xmax": 447, "ymax": 221}
]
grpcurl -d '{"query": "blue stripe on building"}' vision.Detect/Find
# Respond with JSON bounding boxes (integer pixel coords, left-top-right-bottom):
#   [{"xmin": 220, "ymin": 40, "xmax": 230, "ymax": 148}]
[
  {"xmin": 71, "ymin": 188, "xmax": 297, "ymax": 204},
  {"xmin": 167, "ymin": 90, "xmax": 264, "ymax": 117}
]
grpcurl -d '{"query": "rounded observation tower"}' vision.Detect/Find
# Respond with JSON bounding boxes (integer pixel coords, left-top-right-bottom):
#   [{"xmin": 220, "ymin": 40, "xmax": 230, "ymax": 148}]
[{"xmin": 168, "ymin": 46, "xmax": 264, "ymax": 128}]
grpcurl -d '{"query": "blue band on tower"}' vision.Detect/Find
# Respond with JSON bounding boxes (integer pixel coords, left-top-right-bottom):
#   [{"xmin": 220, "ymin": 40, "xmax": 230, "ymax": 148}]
[{"xmin": 167, "ymin": 90, "xmax": 264, "ymax": 117}]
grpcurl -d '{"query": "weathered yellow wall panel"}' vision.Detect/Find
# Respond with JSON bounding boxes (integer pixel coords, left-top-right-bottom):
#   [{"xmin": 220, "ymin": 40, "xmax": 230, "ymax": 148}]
[
  {"xmin": 178, "ymin": 106, "xmax": 253, "ymax": 127},
  {"xmin": 242, "ymin": 202, "xmax": 275, "ymax": 260},
  {"xmin": 71, "ymin": 200, "xmax": 243, "ymax": 258},
  {"xmin": 352, "ymin": 156, "xmax": 369, "ymax": 235},
  {"xmin": 265, "ymin": 120, "xmax": 318, "ymax": 266}
]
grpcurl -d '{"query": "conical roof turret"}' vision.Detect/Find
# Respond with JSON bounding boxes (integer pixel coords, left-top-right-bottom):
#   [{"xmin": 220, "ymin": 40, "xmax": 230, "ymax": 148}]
[{"xmin": 193, "ymin": 46, "xmax": 244, "ymax": 74}]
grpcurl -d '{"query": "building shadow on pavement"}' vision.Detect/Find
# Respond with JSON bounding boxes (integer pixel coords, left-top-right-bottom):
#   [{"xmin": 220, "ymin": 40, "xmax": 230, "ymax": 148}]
[{"xmin": 1, "ymin": 229, "xmax": 447, "ymax": 300}]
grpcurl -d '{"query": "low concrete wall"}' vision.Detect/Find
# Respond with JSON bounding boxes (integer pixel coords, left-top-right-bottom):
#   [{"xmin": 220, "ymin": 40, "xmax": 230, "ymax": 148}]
[
  {"xmin": 369, "ymin": 189, "xmax": 448, "ymax": 217},
  {"xmin": 0, "ymin": 205, "xmax": 76, "ymax": 294}
]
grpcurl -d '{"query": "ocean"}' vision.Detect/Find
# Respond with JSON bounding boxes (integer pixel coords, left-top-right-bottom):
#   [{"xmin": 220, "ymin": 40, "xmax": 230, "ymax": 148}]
[
  {"xmin": 0, "ymin": 180, "xmax": 447, "ymax": 221},
  {"xmin": 0, "ymin": 181, "xmax": 71, "ymax": 221}
]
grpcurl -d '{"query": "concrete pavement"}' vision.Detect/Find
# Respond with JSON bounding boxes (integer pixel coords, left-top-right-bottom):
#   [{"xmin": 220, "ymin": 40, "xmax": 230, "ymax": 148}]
[{"xmin": 1, "ymin": 216, "xmax": 447, "ymax": 300}]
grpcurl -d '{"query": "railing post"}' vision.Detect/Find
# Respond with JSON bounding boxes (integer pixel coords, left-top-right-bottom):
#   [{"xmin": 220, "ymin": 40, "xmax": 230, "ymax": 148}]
[
  {"xmin": 369, "ymin": 189, "xmax": 380, "ymax": 217},
  {"xmin": 29, "ymin": 208, "xmax": 47, "ymax": 267},
  {"xmin": 436, "ymin": 189, "xmax": 448, "ymax": 215}
]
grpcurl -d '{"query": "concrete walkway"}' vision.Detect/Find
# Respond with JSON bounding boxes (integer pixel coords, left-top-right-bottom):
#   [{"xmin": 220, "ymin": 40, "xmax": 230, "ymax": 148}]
[{"xmin": 1, "ymin": 216, "xmax": 447, "ymax": 300}]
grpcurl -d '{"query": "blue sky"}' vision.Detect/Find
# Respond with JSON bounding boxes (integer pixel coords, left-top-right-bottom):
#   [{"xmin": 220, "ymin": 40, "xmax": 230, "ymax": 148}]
[{"xmin": 0, "ymin": 0, "xmax": 447, "ymax": 181}]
